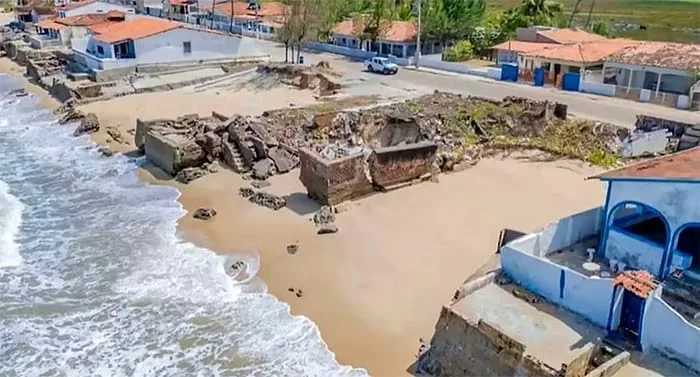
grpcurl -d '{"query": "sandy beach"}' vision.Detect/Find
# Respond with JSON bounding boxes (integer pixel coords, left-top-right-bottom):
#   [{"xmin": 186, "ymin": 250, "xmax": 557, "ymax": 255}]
[{"xmin": 1, "ymin": 58, "xmax": 607, "ymax": 375}]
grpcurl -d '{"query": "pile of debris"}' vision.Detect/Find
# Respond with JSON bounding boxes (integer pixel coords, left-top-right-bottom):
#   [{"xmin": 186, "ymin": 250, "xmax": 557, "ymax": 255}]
[
  {"xmin": 54, "ymin": 100, "xmax": 101, "ymax": 137},
  {"xmin": 238, "ymin": 187, "xmax": 287, "ymax": 210},
  {"xmin": 257, "ymin": 62, "xmax": 342, "ymax": 96}
]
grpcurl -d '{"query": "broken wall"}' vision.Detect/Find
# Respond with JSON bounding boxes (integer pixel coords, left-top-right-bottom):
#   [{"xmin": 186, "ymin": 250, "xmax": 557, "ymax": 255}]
[
  {"xmin": 635, "ymin": 115, "xmax": 694, "ymax": 136},
  {"xmin": 298, "ymin": 148, "xmax": 373, "ymax": 205},
  {"xmin": 369, "ymin": 142, "xmax": 437, "ymax": 189},
  {"xmin": 144, "ymin": 132, "xmax": 206, "ymax": 175},
  {"xmin": 420, "ymin": 306, "xmax": 560, "ymax": 377}
]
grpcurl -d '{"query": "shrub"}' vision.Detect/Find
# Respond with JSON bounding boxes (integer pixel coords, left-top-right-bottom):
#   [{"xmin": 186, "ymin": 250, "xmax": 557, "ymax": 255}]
[{"xmin": 442, "ymin": 40, "xmax": 474, "ymax": 62}]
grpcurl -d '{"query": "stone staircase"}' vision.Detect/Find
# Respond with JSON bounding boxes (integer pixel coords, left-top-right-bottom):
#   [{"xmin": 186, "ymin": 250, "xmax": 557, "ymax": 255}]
[
  {"xmin": 662, "ymin": 273, "xmax": 700, "ymax": 326},
  {"xmin": 223, "ymin": 140, "xmax": 250, "ymax": 173}
]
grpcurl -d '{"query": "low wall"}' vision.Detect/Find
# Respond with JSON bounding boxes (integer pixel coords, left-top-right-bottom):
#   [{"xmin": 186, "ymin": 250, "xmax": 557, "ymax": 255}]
[
  {"xmin": 303, "ymin": 41, "xmax": 377, "ymax": 60},
  {"xmin": 298, "ymin": 148, "xmax": 373, "ymax": 206},
  {"xmin": 581, "ymin": 81, "xmax": 616, "ymax": 97},
  {"xmin": 641, "ymin": 292, "xmax": 700, "ymax": 372},
  {"xmin": 605, "ymin": 228, "xmax": 664, "ymax": 275},
  {"xmin": 635, "ymin": 115, "xmax": 694, "ymax": 135},
  {"xmin": 500, "ymin": 207, "xmax": 613, "ymax": 327},
  {"xmin": 583, "ymin": 351, "xmax": 630, "ymax": 377},
  {"xmin": 368, "ymin": 142, "xmax": 437, "ymax": 189}
]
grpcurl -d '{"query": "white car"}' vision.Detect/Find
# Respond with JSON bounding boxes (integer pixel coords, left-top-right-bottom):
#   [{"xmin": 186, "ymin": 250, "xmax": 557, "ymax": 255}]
[{"xmin": 364, "ymin": 57, "xmax": 399, "ymax": 75}]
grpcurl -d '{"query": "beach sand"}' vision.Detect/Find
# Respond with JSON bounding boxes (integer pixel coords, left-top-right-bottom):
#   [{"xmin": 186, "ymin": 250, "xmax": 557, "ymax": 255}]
[{"xmin": 1, "ymin": 59, "xmax": 607, "ymax": 375}]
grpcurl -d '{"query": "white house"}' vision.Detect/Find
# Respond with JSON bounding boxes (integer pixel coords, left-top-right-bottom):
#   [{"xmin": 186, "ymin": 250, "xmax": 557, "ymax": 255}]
[
  {"xmin": 34, "ymin": 11, "xmax": 126, "ymax": 48},
  {"xmin": 206, "ymin": 1, "xmax": 287, "ymax": 37},
  {"xmin": 72, "ymin": 17, "xmax": 264, "ymax": 71},
  {"xmin": 57, "ymin": 0, "xmax": 134, "ymax": 18},
  {"xmin": 604, "ymin": 42, "xmax": 700, "ymax": 109},
  {"xmin": 497, "ymin": 147, "xmax": 700, "ymax": 373},
  {"xmin": 331, "ymin": 19, "xmax": 441, "ymax": 58}
]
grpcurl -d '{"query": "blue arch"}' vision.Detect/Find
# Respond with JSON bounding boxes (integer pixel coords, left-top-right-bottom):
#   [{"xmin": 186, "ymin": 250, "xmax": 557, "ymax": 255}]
[
  {"xmin": 665, "ymin": 222, "xmax": 700, "ymax": 277},
  {"xmin": 600, "ymin": 200, "xmax": 671, "ymax": 277}
]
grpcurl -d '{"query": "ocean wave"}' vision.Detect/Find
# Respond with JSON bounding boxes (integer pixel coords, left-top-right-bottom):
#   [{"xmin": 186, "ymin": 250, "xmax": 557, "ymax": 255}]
[
  {"xmin": 0, "ymin": 75, "xmax": 368, "ymax": 377},
  {"xmin": 0, "ymin": 179, "xmax": 23, "ymax": 268}
]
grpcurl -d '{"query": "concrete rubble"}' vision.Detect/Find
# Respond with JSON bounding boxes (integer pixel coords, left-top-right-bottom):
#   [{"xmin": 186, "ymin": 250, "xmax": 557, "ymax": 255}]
[
  {"xmin": 257, "ymin": 62, "xmax": 342, "ymax": 96},
  {"xmin": 193, "ymin": 208, "xmax": 217, "ymax": 220}
]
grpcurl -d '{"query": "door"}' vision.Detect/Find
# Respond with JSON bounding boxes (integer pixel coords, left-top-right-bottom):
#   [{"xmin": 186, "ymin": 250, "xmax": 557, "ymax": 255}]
[{"xmin": 620, "ymin": 290, "xmax": 645, "ymax": 344}]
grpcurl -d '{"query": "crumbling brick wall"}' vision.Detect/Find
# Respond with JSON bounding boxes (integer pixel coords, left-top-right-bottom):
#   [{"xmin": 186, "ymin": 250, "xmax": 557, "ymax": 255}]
[
  {"xmin": 420, "ymin": 306, "xmax": 561, "ymax": 377},
  {"xmin": 635, "ymin": 115, "xmax": 695, "ymax": 136},
  {"xmin": 369, "ymin": 142, "xmax": 437, "ymax": 189},
  {"xmin": 298, "ymin": 148, "xmax": 373, "ymax": 205}
]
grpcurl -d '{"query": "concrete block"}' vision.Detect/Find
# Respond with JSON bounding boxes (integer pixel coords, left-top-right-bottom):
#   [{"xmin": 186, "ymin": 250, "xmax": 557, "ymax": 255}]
[{"xmin": 144, "ymin": 131, "xmax": 206, "ymax": 175}]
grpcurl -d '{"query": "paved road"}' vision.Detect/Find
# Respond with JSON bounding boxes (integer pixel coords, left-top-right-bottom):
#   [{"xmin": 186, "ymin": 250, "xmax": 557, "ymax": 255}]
[{"xmin": 254, "ymin": 40, "xmax": 700, "ymax": 127}]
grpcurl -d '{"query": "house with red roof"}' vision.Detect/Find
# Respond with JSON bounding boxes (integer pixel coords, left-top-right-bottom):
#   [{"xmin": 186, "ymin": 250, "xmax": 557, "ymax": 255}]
[
  {"xmin": 33, "ymin": 10, "xmax": 125, "ymax": 47},
  {"xmin": 72, "ymin": 16, "xmax": 264, "ymax": 72},
  {"xmin": 207, "ymin": 1, "xmax": 288, "ymax": 38},
  {"xmin": 56, "ymin": 0, "xmax": 134, "ymax": 18},
  {"xmin": 330, "ymin": 19, "xmax": 438, "ymax": 59}
]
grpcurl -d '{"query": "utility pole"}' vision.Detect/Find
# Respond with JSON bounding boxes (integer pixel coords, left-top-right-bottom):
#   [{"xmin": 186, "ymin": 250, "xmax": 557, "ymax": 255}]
[
  {"xmin": 414, "ymin": 0, "xmax": 421, "ymax": 68},
  {"xmin": 567, "ymin": 0, "xmax": 582, "ymax": 28},
  {"xmin": 584, "ymin": 0, "xmax": 596, "ymax": 29}
]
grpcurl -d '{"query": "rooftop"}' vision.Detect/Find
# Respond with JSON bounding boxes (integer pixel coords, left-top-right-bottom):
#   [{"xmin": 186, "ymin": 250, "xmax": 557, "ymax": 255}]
[
  {"xmin": 91, "ymin": 17, "xmax": 181, "ymax": 44},
  {"xmin": 491, "ymin": 40, "xmax": 555, "ymax": 53},
  {"xmin": 452, "ymin": 282, "xmax": 605, "ymax": 368},
  {"xmin": 590, "ymin": 147, "xmax": 700, "ymax": 181},
  {"xmin": 607, "ymin": 42, "xmax": 700, "ymax": 71},
  {"xmin": 332, "ymin": 19, "xmax": 417, "ymax": 43},
  {"xmin": 524, "ymin": 40, "xmax": 639, "ymax": 64},
  {"xmin": 213, "ymin": 1, "xmax": 288, "ymax": 18},
  {"xmin": 36, "ymin": 19, "xmax": 67, "ymax": 30},
  {"xmin": 537, "ymin": 28, "xmax": 608, "ymax": 44},
  {"xmin": 56, "ymin": 11, "xmax": 124, "ymax": 26},
  {"xmin": 58, "ymin": 0, "xmax": 96, "ymax": 11}
]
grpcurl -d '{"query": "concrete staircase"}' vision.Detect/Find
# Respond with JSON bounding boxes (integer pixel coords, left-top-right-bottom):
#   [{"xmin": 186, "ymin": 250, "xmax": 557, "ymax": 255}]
[
  {"xmin": 226, "ymin": 141, "xmax": 250, "ymax": 173},
  {"xmin": 662, "ymin": 273, "xmax": 700, "ymax": 326}
]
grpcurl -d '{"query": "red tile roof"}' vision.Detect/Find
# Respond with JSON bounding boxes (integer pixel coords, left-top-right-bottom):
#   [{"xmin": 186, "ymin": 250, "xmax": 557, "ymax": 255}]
[
  {"xmin": 213, "ymin": 1, "xmax": 288, "ymax": 18},
  {"xmin": 591, "ymin": 147, "xmax": 700, "ymax": 181},
  {"xmin": 536, "ymin": 28, "xmax": 607, "ymax": 44},
  {"xmin": 607, "ymin": 42, "xmax": 700, "ymax": 71},
  {"xmin": 332, "ymin": 19, "xmax": 417, "ymax": 43},
  {"xmin": 492, "ymin": 40, "xmax": 556, "ymax": 53},
  {"xmin": 524, "ymin": 40, "xmax": 639, "ymax": 64},
  {"xmin": 59, "ymin": 0, "xmax": 96, "ymax": 11},
  {"xmin": 56, "ymin": 12, "xmax": 122, "ymax": 26},
  {"xmin": 36, "ymin": 19, "xmax": 67, "ymax": 30},
  {"xmin": 614, "ymin": 270, "xmax": 657, "ymax": 298},
  {"xmin": 91, "ymin": 17, "xmax": 181, "ymax": 44}
]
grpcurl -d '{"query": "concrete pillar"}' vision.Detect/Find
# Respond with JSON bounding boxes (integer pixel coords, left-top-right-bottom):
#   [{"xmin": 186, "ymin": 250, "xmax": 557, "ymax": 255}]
[
  {"xmin": 656, "ymin": 72, "xmax": 663, "ymax": 96},
  {"xmin": 402, "ymin": 44, "xmax": 407, "ymax": 58},
  {"xmin": 627, "ymin": 69, "xmax": 634, "ymax": 93}
]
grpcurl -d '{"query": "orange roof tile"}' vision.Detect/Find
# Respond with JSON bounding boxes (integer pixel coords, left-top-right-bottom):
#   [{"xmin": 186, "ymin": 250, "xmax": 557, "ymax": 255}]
[
  {"xmin": 613, "ymin": 270, "xmax": 658, "ymax": 298},
  {"xmin": 492, "ymin": 40, "xmax": 556, "ymax": 53},
  {"xmin": 59, "ymin": 0, "xmax": 96, "ymax": 11},
  {"xmin": 332, "ymin": 19, "xmax": 417, "ymax": 43},
  {"xmin": 524, "ymin": 40, "xmax": 638, "ymax": 64},
  {"xmin": 591, "ymin": 147, "xmax": 700, "ymax": 181},
  {"xmin": 608, "ymin": 42, "xmax": 700, "ymax": 71},
  {"xmin": 213, "ymin": 1, "xmax": 288, "ymax": 18},
  {"xmin": 92, "ymin": 18, "xmax": 181, "ymax": 44},
  {"xmin": 56, "ymin": 13, "xmax": 111, "ymax": 26},
  {"xmin": 36, "ymin": 19, "xmax": 67, "ymax": 30},
  {"xmin": 536, "ymin": 28, "xmax": 607, "ymax": 44}
]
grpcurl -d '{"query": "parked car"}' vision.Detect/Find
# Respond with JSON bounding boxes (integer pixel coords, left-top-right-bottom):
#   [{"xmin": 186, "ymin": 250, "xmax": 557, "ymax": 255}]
[{"xmin": 364, "ymin": 57, "xmax": 398, "ymax": 75}]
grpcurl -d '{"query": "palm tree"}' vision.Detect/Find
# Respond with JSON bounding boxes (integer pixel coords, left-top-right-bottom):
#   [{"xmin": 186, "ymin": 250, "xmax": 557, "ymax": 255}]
[
  {"xmin": 567, "ymin": 0, "xmax": 582, "ymax": 28},
  {"xmin": 519, "ymin": 0, "xmax": 562, "ymax": 25}
]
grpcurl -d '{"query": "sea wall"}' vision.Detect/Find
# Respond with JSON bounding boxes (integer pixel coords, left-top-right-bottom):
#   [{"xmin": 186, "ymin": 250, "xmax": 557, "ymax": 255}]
[
  {"xmin": 420, "ymin": 306, "xmax": 562, "ymax": 377},
  {"xmin": 369, "ymin": 142, "xmax": 437, "ymax": 189}
]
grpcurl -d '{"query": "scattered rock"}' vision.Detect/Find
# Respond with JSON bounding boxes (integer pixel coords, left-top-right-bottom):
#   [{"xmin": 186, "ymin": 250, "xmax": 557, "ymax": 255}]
[
  {"xmin": 102, "ymin": 168, "xmax": 119, "ymax": 178},
  {"xmin": 106, "ymin": 126, "xmax": 125, "ymax": 144},
  {"xmin": 97, "ymin": 146, "xmax": 113, "ymax": 157},
  {"xmin": 317, "ymin": 223, "xmax": 338, "ymax": 234},
  {"xmin": 268, "ymin": 146, "xmax": 297, "ymax": 173},
  {"xmin": 295, "ymin": 289, "xmax": 303, "ymax": 298},
  {"xmin": 288, "ymin": 288, "xmax": 295, "ymax": 292},
  {"xmin": 313, "ymin": 205, "xmax": 336, "ymax": 225},
  {"xmin": 248, "ymin": 191, "xmax": 286, "ymax": 210},
  {"xmin": 175, "ymin": 166, "xmax": 207, "ymax": 184},
  {"xmin": 251, "ymin": 179, "xmax": 270, "ymax": 189},
  {"xmin": 252, "ymin": 158, "xmax": 275, "ymax": 180},
  {"xmin": 73, "ymin": 113, "xmax": 100, "ymax": 136},
  {"xmin": 287, "ymin": 243, "xmax": 298, "ymax": 254},
  {"xmin": 193, "ymin": 208, "xmax": 217, "ymax": 220},
  {"xmin": 239, "ymin": 187, "xmax": 255, "ymax": 198},
  {"xmin": 203, "ymin": 131, "xmax": 222, "ymax": 157}
]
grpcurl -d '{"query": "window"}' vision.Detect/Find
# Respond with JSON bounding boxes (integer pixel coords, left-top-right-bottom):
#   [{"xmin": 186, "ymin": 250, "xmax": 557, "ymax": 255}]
[
  {"xmin": 183, "ymin": 41, "xmax": 191, "ymax": 54},
  {"xmin": 97, "ymin": 45, "xmax": 104, "ymax": 55}
]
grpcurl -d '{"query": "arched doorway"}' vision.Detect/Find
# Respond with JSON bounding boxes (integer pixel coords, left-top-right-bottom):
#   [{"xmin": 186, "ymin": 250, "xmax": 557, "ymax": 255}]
[
  {"xmin": 675, "ymin": 224, "xmax": 700, "ymax": 271},
  {"xmin": 609, "ymin": 201, "xmax": 669, "ymax": 248}
]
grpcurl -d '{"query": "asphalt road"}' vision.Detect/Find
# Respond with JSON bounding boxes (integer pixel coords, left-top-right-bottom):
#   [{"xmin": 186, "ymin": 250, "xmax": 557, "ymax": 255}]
[{"xmin": 255, "ymin": 40, "xmax": 700, "ymax": 127}]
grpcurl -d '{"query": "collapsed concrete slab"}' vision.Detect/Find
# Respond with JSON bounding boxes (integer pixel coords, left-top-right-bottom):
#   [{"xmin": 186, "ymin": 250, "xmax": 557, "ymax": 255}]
[
  {"xmin": 144, "ymin": 132, "xmax": 206, "ymax": 175},
  {"xmin": 298, "ymin": 148, "xmax": 373, "ymax": 206},
  {"xmin": 369, "ymin": 142, "xmax": 437, "ymax": 190}
]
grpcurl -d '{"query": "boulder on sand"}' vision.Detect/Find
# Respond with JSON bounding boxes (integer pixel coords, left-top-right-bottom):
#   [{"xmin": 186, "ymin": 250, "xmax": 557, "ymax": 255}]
[
  {"xmin": 193, "ymin": 208, "xmax": 217, "ymax": 220},
  {"xmin": 73, "ymin": 113, "xmax": 100, "ymax": 136}
]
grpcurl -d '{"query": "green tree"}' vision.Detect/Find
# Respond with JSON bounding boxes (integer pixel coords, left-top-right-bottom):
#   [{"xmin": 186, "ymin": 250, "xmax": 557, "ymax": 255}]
[
  {"xmin": 421, "ymin": 0, "xmax": 486, "ymax": 45},
  {"xmin": 442, "ymin": 40, "xmax": 474, "ymax": 61},
  {"xmin": 591, "ymin": 21, "xmax": 610, "ymax": 37},
  {"xmin": 518, "ymin": 0, "xmax": 562, "ymax": 26}
]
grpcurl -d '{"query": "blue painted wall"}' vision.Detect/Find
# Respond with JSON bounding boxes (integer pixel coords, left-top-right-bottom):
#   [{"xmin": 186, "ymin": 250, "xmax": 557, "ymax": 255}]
[{"xmin": 606, "ymin": 228, "xmax": 665, "ymax": 274}]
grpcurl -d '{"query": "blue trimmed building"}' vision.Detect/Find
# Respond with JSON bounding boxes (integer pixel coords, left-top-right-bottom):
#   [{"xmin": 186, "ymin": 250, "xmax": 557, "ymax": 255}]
[{"xmin": 495, "ymin": 147, "xmax": 700, "ymax": 373}]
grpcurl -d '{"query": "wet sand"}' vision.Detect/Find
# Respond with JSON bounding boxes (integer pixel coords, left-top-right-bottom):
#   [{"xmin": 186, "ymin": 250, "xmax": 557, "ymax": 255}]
[{"xmin": 1, "ymin": 60, "xmax": 607, "ymax": 375}]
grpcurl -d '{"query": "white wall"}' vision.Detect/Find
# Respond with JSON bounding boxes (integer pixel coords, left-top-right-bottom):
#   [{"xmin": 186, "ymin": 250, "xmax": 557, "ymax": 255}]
[
  {"xmin": 63, "ymin": 2, "xmax": 134, "ymax": 17},
  {"xmin": 641, "ymin": 292, "xmax": 700, "ymax": 372},
  {"xmin": 133, "ymin": 28, "xmax": 263, "ymax": 65},
  {"xmin": 606, "ymin": 228, "xmax": 665, "ymax": 274},
  {"xmin": 500, "ymin": 206, "xmax": 614, "ymax": 327},
  {"xmin": 581, "ymin": 81, "xmax": 616, "ymax": 97}
]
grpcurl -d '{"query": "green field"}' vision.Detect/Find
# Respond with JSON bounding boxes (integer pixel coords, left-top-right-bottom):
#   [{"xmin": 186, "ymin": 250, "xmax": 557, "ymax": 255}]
[{"xmin": 488, "ymin": 0, "xmax": 700, "ymax": 43}]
